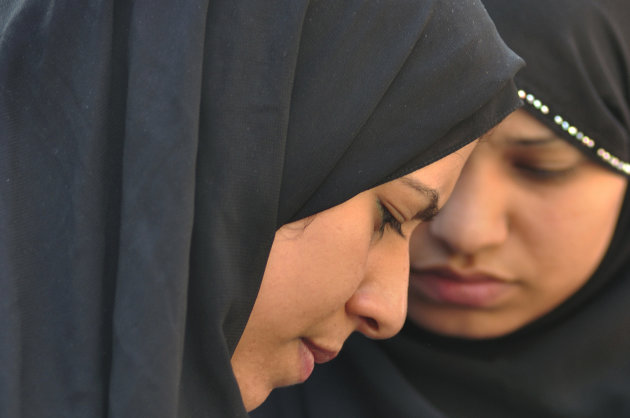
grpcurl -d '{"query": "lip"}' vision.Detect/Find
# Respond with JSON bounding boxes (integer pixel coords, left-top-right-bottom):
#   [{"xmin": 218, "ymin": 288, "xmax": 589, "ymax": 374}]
[
  {"xmin": 301, "ymin": 338, "xmax": 339, "ymax": 364},
  {"xmin": 409, "ymin": 266, "xmax": 516, "ymax": 308},
  {"xmin": 298, "ymin": 339, "xmax": 315, "ymax": 383}
]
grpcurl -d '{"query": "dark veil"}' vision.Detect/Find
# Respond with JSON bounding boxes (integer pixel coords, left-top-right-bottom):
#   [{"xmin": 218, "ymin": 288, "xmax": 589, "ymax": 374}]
[
  {"xmin": 252, "ymin": 1, "xmax": 630, "ymax": 417},
  {"xmin": 381, "ymin": 2, "xmax": 630, "ymax": 417},
  {"xmin": 0, "ymin": 1, "xmax": 522, "ymax": 416}
]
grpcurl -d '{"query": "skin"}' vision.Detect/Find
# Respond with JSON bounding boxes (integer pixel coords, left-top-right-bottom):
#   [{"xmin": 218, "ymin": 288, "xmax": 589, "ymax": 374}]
[
  {"xmin": 232, "ymin": 141, "xmax": 477, "ymax": 411},
  {"xmin": 408, "ymin": 109, "xmax": 628, "ymax": 339}
]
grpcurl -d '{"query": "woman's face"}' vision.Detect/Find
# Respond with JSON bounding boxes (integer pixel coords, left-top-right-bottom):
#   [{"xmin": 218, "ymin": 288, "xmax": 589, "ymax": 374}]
[
  {"xmin": 232, "ymin": 141, "xmax": 476, "ymax": 411},
  {"xmin": 408, "ymin": 109, "xmax": 628, "ymax": 339}
]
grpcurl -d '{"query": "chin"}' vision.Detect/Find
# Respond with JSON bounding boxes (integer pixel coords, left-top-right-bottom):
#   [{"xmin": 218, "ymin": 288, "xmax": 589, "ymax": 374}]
[
  {"xmin": 242, "ymin": 367, "xmax": 300, "ymax": 412},
  {"xmin": 443, "ymin": 327, "xmax": 513, "ymax": 340},
  {"xmin": 411, "ymin": 312, "xmax": 524, "ymax": 340},
  {"xmin": 243, "ymin": 385, "xmax": 273, "ymax": 412}
]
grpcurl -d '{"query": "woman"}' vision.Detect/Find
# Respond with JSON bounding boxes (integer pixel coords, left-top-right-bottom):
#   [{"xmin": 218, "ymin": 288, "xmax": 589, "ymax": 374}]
[
  {"xmin": 0, "ymin": 0, "xmax": 523, "ymax": 416},
  {"xmin": 254, "ymin": 0, "xmax": 630, "ymax": 417}
]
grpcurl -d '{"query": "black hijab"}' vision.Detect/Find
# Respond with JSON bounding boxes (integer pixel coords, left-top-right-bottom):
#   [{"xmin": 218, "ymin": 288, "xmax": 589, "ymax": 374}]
[
  {"xmin": 0, "ymin": 0, "xmax": 522, "ymax": 417},
  {"xmin": 253, "ymin": 1, "xmax": 630, "ymax": 417}
]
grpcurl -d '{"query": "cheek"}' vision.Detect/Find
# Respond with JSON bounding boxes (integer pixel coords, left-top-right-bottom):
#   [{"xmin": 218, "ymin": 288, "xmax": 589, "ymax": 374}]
[
  {"xmin": 255, "ymin": 212, "xmax": 374, "ymax": 333},
  {"xmin": 520, "ymin": 182, "xmax": 623, "ymax": 294},
  {"xmin": 302, "ymin": 217, "xmax": 373, "ymax": 302}
]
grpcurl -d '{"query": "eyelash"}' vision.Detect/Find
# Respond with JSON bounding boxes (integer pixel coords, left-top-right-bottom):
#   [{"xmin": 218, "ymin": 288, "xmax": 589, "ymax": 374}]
[
  {"xmin": 377, "ymin": 200, "xmax": 405, "ymax": 238},
  {"xmin": 514, "ymin": 162, "xmax": 574, "ymax": 181}
]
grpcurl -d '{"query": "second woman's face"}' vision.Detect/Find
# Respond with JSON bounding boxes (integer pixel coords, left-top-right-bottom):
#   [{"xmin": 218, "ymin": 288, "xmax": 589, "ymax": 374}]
[
  {"xmin": 408, "ymin": 109, "xmax": 628, "ymax": 339},
  {"xmin": 232, "ymin": 141, "xmax": 476, "ymax": 411}
]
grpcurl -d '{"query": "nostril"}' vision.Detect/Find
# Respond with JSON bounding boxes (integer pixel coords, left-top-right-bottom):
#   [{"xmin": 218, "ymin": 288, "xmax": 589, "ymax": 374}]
[{"xmin": 362, "ymin": 316, "xmax": 379, "ymax": 332}]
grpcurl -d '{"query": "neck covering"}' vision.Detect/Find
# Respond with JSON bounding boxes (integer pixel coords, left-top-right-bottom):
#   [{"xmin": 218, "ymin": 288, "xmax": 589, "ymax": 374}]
[
  {"xmin": 0, "ymin": 1, "xmax": 522, "ymax": 417},
  {"xmin": 253, "ymin": 1, "xmax": 630, "ymax": 417}
]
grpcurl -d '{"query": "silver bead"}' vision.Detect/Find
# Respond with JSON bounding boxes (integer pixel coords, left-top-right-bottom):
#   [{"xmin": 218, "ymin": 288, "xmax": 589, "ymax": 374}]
[
  {"xmin": 515, "ymin": 88, "xmax": 629, "ymax": 176},
  {"xmin": 583, "ymin": 137, "xmax": 594, "ymax": 148},
  {"xmin": 597, "ymin": 149, "xmax": 611, "ymax": 160}
]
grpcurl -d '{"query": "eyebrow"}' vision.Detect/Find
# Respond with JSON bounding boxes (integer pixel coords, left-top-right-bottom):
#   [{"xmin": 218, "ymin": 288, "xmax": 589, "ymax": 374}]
[{"xmin": 400, "ymin": 177, "xmax": 440, "ymax": 222}]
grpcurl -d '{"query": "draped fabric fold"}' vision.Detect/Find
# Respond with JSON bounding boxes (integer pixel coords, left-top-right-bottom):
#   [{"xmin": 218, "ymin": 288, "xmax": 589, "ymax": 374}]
[
  {"xmin": 1, "ymin": 0, "xmax": 522, "ymax": 416},
  {"xmin": 253, "ymin": 1, "xmax": 630, "ymax": 417}
]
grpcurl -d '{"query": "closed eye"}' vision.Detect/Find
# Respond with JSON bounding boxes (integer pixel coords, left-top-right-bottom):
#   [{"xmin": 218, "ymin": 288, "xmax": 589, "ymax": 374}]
[
  {"xmin": 513, "ymin": 161, "xmax": 577, "ymax": 181},
  {"xmin": 377, "ymin": 200, "xmax": 404, "ymax": 238}
]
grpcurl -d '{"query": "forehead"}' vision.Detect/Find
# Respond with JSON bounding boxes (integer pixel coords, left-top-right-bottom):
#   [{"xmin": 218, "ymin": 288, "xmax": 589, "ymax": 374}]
[
  {"xmin": 489, "ymin": 109, "xmax": 579, "ymax": 151},
  {"xmin": 496, "ymin": 109, "xmax": 553, "ymax": 135},
  {"xmin": 388, "ymin": 140, "xmax": 477, "ymax": 204}
]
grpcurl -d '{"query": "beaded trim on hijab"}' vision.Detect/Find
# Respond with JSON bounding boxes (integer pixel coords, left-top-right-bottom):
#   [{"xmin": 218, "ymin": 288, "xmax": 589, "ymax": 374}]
[{"xmin": 518, "ymin": 89, "xmax": 630, "ymax": 175}]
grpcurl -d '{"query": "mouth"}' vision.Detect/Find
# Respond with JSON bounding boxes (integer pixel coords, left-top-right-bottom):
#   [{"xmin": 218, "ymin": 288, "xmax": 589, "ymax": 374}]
[
  {"xmin": 296, "ymin": 339, "xmax": 341, "ymax": 384},
  {"xmin": 409, "ymin": 266, "xmax": 515, "ymax": 308},
  {"xmin": 301, "ymin": 338, "xmax": 339, "ymax": 364}
]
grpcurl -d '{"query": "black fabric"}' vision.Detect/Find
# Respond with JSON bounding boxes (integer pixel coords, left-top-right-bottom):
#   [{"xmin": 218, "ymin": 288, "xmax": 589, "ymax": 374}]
[
  {"xmin": 502, "ymin": 0, "xmax": 630, "ymax": 173},
  {"xmin": 253, "ymin": 1, "xmax": 630, "ymax": 417},
  {"xmin": 484, "ymin": 0, "xmax": 630, "ymax": 329},
  {"xmin": 252, "ymin": 333, "xmax": 448, "ymax": 418},
  {"xmin": 0, "ymin": 0, "xmax": 522, "ymax": 417}
]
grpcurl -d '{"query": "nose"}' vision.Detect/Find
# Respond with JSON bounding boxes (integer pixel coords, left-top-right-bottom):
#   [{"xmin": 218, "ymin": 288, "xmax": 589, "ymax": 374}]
[
  {"xmin": 345, "ymin": 239, "xmax": 409, "ymax": 339},
  {"xmin": 428, "ymin": 154, "xmax": 508, "ymax": 256}
]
